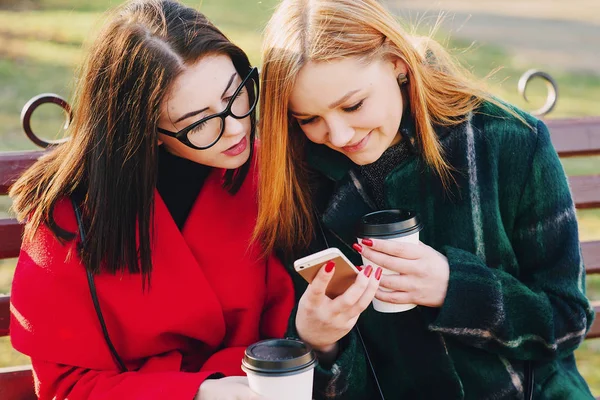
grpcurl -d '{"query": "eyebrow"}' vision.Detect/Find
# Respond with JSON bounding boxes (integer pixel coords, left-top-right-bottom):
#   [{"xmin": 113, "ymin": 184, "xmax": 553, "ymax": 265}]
[
  {"xmin": 173, "ymin": 72, "xmax": 238, "ymax": 124},
  {"xmin": 328, "ymin": 89, "xmax": 360, "ymax": 109},
  {"xmin": 290, "ymin": 89, "xmax": 361, "ymax": 117}
]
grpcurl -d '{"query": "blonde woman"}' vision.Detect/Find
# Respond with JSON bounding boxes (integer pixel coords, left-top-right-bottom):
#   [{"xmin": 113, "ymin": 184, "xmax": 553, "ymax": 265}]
[{"xmin": 254, "ymin": 0, "xmax": 595, "ymax": 398}]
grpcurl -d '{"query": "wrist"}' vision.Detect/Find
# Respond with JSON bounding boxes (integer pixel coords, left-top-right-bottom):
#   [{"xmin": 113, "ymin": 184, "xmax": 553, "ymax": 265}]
[
  {"xmin": 296, "ymin": 330, "xmax": 337, "ymax": 356},
  {"xmin": 313, "ymin": 342, "xmax": 339, "ymax": 367}
]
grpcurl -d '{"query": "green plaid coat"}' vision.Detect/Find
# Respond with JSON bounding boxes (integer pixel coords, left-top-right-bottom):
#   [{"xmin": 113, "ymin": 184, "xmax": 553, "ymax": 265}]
[{"xmin": 283, "ymin": 101, "xmax": 595, "ymax": 399}]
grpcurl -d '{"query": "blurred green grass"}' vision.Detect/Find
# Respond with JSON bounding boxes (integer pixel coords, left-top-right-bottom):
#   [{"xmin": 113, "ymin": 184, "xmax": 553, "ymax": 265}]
[{"xmin": 1, "ymin": 0, "xmax": 599, "ymax": 394}]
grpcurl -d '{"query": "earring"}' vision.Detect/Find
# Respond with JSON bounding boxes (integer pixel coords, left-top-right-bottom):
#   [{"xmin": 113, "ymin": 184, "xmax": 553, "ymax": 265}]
[{"xmin": 397, "ymin": 73, "xmax": 408, "ymax": 86}]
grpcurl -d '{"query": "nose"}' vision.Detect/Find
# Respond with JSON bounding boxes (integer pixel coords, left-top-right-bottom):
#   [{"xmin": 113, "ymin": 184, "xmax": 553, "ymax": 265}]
[
  {"xmin": 222, "ymin": 115, "xmax": 245, "ymax": 136},
  {"xmin": 326, "ymin": 117, "xmax": 355, "ymax": 148}
]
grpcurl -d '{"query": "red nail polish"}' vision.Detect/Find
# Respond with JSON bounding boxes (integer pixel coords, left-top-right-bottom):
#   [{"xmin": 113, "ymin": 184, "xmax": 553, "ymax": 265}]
[
  {"xmin": 356, "ymin": 265, "xmax": 363, "ymax": 272},
  {"xmin": 352, "ymin": 243, "xmax": 363, "ymax": 253},
  {"xmin": 361, "ymin": 238, "xmax": 373, "ymax": 247},
  {"xmin": 324, "ymin": 261, "xmax": 335, "ymax": 273},
  {"xmin": 364, "ymin": 265, "xmax": 373, "ymax": 278},
  {"xmin": 375, "ymin": 267, "xmax": 382, "ymax": 280}
]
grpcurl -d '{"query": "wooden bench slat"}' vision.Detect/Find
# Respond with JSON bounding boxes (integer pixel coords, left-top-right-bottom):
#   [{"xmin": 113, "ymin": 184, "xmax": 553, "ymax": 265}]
[
  {"xmin": 547, "ymin": 117, "xmax": 600, "ymax": 157},
  {"xmin": 583, "ymin": 241, "xmax": 600, "ymax": 275},
  {"xmin": 0, "ymin": 151, "xmax": 44, "ymax": 195},
  {"xmin": 0, "ymin": 219, "xmax": 24, "ymax": 260},
  {"xmin": 1, "ymin": 294, "xmax": 10, "ymax": 337},
  {"xmin": 570, "ymin": 175, "xmax": 600, "ymax": 209},
  {"xmin": 0, "ymin": 365, "xmax": 36, "ymax": 400}
]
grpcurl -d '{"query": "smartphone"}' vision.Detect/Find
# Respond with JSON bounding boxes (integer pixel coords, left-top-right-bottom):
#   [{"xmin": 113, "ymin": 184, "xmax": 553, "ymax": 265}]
[{"xmin": 293, "ymin": 248, "xmax": 360, "ymax": 299}]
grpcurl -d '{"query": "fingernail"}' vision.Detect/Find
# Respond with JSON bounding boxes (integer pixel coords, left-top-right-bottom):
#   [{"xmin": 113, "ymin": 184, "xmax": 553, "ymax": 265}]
[
  {"xmin": 361, "ymin": 238, "xmax": 373, "ymax": 247},
  {"xmin": 356, "ymin": 265, "xmax": 363, "ymax": 271},
  {"xmin": 324, "ymin": 261, "xmax": 335, "ymax": 273},
  {"xmin": 375, "ymin": 267, "xmax": 382, "ymax": 280},
  {"xmin": 352, "ymin": 243, "xmax": 363, "ymax": 253},
  {"xmin": 364, "ymin": 265, "xmax": 373, "ymax": 278}
]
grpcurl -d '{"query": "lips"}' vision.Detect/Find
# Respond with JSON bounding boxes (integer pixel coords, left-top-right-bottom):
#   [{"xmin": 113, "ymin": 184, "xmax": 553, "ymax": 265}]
[
  {"xmin": 223, "ymin": 136, "xmax": 248, "ymax": 156},
  {"xmin": 342, "ymin": 131, "xmax": 371, "ymax": 153}
]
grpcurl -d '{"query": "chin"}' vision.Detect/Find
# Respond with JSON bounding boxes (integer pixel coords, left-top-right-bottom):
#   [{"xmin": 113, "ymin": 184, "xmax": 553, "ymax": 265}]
[
  {"xmin": 216, "ymin": 148, "xmax": 251, "ymax": 169},
  {"xmin": 346, "ymin": 148, "xmax": 384, "ymax": 166}
]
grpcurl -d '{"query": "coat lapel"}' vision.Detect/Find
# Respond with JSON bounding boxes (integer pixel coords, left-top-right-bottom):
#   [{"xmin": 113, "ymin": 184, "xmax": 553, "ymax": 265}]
[
  {"xmin": 153, "ymin": 189, "xmax": 228, "ymax": 316},
  {"xmin": 321, "ymin": 170, "xmax": 377, "ymax": 254}
]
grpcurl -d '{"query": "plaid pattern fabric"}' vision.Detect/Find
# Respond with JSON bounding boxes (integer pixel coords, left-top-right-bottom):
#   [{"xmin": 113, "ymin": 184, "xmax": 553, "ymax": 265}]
[{"xmin": 283, "ymin": 102, "xmax": 595, "ymax": 399}]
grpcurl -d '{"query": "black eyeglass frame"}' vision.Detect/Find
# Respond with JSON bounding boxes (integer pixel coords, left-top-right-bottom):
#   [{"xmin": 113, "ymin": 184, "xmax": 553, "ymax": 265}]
[{"xmin": 157, "ymin": 66, "xmax": 259, "ymax": 150}]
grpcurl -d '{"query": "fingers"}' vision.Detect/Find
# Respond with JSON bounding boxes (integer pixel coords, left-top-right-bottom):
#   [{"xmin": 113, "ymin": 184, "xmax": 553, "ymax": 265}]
[
  {"xmin": 375, "ymin": 288, "xmax": 413, "ymax": 305},
  {"xmin": 361, "ymin": 238, "xmax": 423, "ymax": 259},
  {"xmin": 359, "ymin": 245, "xmax": 420, "ymax": 275},
  {"xmin": 242, "ymin": 388, "xmax": 267, "ymax": 400},
  {"xmin": 379, "ymin": 273, "xmax": 413, "ymax": 292},
  {"xmin": 224, "ymin": 376, "xmax": 265, "ymax": 400},
  {"xmin": 331, "ymin": 265, "xmax": 381, "ymax": 315},
  {"xmin": 248, "ymin": 392, "xmax": 268, "ymax": 400},
  {"xmin": 304, "ymin": 261, "xmax": 335, "ymax": 299},
  {"xmin": 223, "ymin": 376, "xmax": 249, "ymax": 385},
  {"xmin": 355, "ymin": 266, "xmax": 382, "ymax": 312},
  {"xmin": 198, "ymin": 376, "xmax": 265, "ymax": 400}
]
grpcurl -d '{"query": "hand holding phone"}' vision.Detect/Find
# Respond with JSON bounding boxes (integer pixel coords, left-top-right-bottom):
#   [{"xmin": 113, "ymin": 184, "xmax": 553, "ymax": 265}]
[
  {"xmin": 293, "ymin": 248, "xmax": 381, "ymax": 356},
  {"xmin": 294, "ymin": 248, "xmax": 360, "ymax": 299}
]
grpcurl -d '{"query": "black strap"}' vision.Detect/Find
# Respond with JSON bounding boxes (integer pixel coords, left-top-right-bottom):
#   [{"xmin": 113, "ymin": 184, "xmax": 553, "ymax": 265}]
[
  {"xmin": 525, "ymin": 360, "xmax": 534, "ymax": 399},
  {"xmin": 314, "ymin": 212, "xmax": 385, "ymax": 400},
  {"xmin": 71, "ymin": 198, "xmax": 128, "ymax": 372}
]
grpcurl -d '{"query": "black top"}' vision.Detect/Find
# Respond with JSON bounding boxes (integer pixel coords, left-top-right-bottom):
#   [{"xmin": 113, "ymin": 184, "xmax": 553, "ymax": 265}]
[
  {"xmin": 156, "ymin": 145, "xmax": 211, "ymax": 230},
  {"xmin": 357, "ymin": 139, "xmax": 410, "ymax": 209}
]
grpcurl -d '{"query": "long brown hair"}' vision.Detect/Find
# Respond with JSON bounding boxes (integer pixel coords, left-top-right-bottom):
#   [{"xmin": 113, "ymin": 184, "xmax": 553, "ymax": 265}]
[
  {"xmin": 10, "ymin": 0, "xmax": 255, "ymax": 286},
  {"xmin": 254, "ymin": 0, "xmax": 519, "ymax": 256}
]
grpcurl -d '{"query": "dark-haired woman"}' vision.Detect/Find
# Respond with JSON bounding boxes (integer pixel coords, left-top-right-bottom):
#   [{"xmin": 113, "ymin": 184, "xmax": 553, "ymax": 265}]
[{"xmin": 9, "ymin": 1, "xmax": 293, "ymax": 399}]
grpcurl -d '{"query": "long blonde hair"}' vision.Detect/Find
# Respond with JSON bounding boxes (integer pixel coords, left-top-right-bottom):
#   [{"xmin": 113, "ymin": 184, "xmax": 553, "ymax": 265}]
[{"xmin": 255, "ymin": 0, "xmax": 510, "ymax": 256}]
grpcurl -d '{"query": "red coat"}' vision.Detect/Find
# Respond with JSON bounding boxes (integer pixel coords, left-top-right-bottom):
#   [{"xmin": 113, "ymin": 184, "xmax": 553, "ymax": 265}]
[{"xmin": 10, "ymin": 167, "xmax": 294, "ymax": 400}]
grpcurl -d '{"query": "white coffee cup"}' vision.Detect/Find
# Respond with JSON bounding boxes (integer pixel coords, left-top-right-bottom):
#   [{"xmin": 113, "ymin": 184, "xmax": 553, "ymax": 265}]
[
  {"xmin": 356, "ymin": 209, "xmax": 423, "ymax": 313},
  {"xmin": 241, "ymin": 339, "xmax": 317, "ymax": 400}
]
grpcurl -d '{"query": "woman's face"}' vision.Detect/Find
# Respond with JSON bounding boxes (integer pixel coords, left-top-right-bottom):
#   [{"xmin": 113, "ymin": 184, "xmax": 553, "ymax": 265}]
[
  {"xmin": 158, "ymin": 54, "xmax": 252, "ymax": 169},
  {"xmin": 289, "ymin": 56, "xmax": 407, "ymax": 165}
]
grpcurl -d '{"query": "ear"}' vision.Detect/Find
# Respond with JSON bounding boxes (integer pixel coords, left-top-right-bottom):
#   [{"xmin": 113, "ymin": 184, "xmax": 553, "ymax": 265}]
[
  {"xmin": 389, "ymin": 56, "xmax": 408, "ymax": 77},
  {"xmin": 157, "ymin": 138, "xmax": 163, "ymax": 146}
]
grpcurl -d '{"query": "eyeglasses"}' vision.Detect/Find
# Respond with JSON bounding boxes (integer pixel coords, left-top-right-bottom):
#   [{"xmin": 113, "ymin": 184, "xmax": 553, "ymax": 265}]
[{"xmin": 157, "ymin": 67, "xmax": 259, "ymax": 150}]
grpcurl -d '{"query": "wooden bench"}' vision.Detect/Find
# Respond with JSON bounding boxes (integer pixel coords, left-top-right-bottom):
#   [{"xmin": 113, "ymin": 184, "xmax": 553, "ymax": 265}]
[
  {"xmin": 0, "ymin": 148, "xmax": 41, "ymax": 399},
  {"xmin": 1, "ymin": 86, "xmax": 599, "ymax": 398},
  {"xmin": 0, "ymin": 94, "xmax": 67, "ymax": 400}
]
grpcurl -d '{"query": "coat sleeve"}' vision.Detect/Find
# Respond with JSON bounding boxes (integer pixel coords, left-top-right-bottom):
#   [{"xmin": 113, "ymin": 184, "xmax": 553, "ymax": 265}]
[
  {"xmin": 31, "ymin": 358, "xmax": 218, "ymax": 400},
  {"xmin": 429, "ymin": 120, "xmax": 595, "ymax": 360}
]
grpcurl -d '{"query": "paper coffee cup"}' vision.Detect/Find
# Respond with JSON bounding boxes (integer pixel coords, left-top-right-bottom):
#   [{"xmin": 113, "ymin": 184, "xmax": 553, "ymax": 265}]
[
  {"xmin": 241, "ymin": 339, "xmax": 317, "ymax": 400},
  {"xmin": 356, "ymin": 209, "xmax": 423, "ymax": 313}
]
